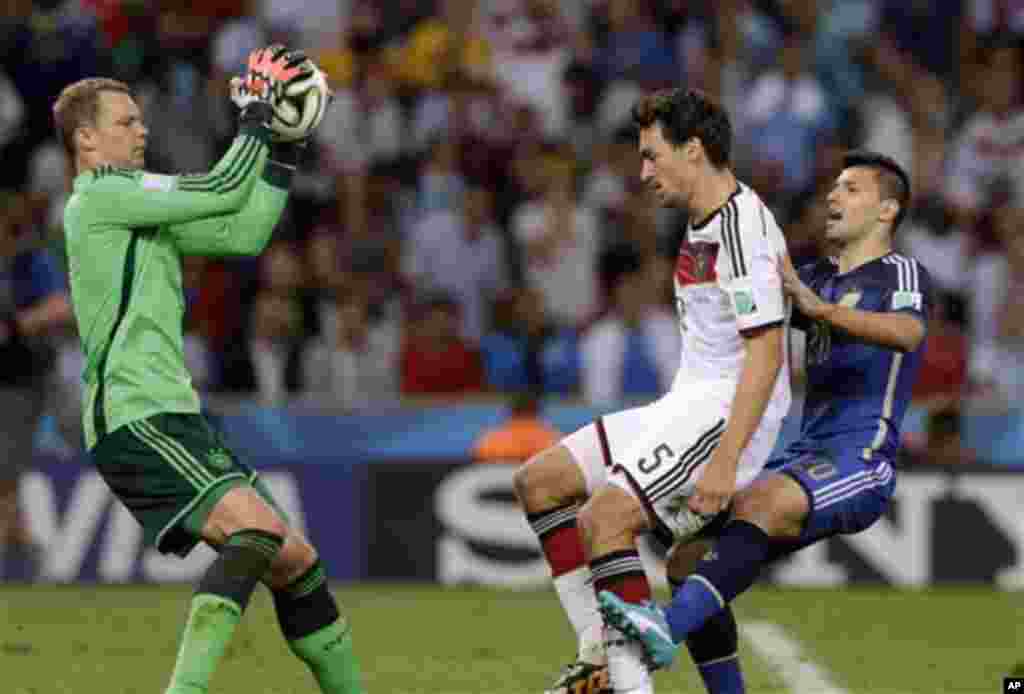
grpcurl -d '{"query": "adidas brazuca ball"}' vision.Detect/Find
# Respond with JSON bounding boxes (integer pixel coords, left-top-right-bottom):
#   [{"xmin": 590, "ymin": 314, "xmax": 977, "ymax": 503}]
[{"xmin": 272, "ymin": 64, "xmax": 330, "ymax": 142}]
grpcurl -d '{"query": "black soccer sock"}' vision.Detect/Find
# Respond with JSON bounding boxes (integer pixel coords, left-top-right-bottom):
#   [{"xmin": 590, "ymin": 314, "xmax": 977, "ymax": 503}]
[
  {"xmin": 273, "ymin": 561, "xmax": 365, "ymax": 694},
  {"xmin": 686, "ymin": 608, "xmax": 745, "ymax": 693},
  {"xmin": 686, "ymin": 606, "xmax": 738, "ymax": 666},
  {"xmin": 272, "ymin": 560, "xmax": 338, "ymax": 640},
  {"xmin": 670, "ymin": 571, "xmax": 745, "ymax": 693}
]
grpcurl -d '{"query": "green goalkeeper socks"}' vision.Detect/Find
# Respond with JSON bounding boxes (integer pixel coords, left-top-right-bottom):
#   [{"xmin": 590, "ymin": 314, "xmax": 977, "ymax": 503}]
[
  {"xmin": 165, "ymin": 529, "xmax": 283, "ymax": 694},
  {"xmin": 289, "ymin": 618, "xmax": 366, "ymax": 694},
  {"xmin": 164, "ymin": 593, "xmax": 243, "ymax": 694}
]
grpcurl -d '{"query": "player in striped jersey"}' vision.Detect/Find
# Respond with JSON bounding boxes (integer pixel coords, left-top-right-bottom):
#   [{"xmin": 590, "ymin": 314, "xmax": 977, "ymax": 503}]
[
  {"xmin": 514, "ymin": 88, "xmax": 791, "ymax": 694},
  {"xmin": 599, "ymin": 151, "xmax": 932, "ymax": 692}
]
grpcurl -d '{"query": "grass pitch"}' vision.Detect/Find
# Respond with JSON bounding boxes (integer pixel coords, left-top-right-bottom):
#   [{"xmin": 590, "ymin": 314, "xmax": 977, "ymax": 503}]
[{"xmin": 1, "ymin": 583, "xmax": 1019, "ymax": 693}]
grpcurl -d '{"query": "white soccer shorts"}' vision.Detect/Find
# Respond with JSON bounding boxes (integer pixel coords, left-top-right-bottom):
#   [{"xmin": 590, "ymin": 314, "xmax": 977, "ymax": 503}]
[{"xmin": 562, "ymin": 379, "xmax": 782, "ymax": 543}]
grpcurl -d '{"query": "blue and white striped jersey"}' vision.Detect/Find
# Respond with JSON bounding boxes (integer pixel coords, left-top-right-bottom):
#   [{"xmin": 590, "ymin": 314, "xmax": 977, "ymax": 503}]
[{"xmin": 793, "ymin": 252, "xmax": 932, "ymax": 462}]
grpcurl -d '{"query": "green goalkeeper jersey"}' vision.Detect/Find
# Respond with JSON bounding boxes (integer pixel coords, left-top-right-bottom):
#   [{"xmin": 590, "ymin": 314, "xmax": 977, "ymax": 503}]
[{"xmin": 63, "ymin": 124, "xmax": 291, "ymax": 450}]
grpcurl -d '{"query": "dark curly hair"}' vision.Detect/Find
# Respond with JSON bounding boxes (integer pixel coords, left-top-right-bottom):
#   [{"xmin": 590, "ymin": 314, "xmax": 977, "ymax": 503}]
[{"xmin": 631, "ymin": 88, "xmax": 732, "ymax": 168}]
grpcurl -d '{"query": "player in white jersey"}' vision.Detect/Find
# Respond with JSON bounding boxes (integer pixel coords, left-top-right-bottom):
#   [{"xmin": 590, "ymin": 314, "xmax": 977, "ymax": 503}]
[{"xmin": 512, "ymin": 88, "xmax": 790, "ymax": 694}]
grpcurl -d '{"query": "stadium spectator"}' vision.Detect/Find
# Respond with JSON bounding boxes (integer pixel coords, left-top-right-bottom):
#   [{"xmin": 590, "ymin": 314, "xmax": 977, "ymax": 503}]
[
  {"xmin": 302, "ymin": 287, "xmax": 400, "ymax": 410},
  {"xmin": 248, "ymin": 291, "xmax": 304, "ymax": 406},
  {"xmin": 579, "ymin": 246, "xmax": 679, "ymax": 406},
  {"xmin": 481, "ymin": 0, "xmax": 574, "ymax": 136},
  {"xmin": 398, "ymin": 0, "xmax": 493, "ymax": 92},
  {"xmin": 313, "ymin": 0, "xmax": 389, "ymax": 91},
  {"xmin": 135, "ymin": 59, "xmax": 233, "ymax": 179},
  {"xmin": 945, "ymin": 44, "xmax": 1024, "ymax": 390},
  {"xmin": 316, "ymin": 52, "xmax": 404, "ymax": 175},
  {"xmin": 181, "ymin": 256, "xmax": 215, "ymax": 394},
  {"xmin": 945, "ymin": 43, "xmax": 1024, "ymax": 231},
  {"xmin": 400, "ymin": 292, "xmax": 485, "ymax": 396},
  {"xmin": 1, "ymin": 1, "xmax": 106, "ymax": 188},
  {"xmin": 591, "ymin": 0, "xmax": 679, "ymax": 87},
  {"xmin": 0, "ymin": 69, "xmax": 26, "ymax": 168},
  {"xmin": 512, "ymin": 156, "xmax": 601, "ymax": 327},
  {"xmin": 581, "ymin": 137, "xmax": 631, "ymax": 227},
  {"xmin": 404, "ymin": 185, "xmax": 507, "ymax": 342},
  {"xmin": 783, "ymin": 183, "xmax": 831, "ymax": 268},
  {"xmin": 0, "ymin": 191, "xmax": 75, "ymax": 580},
  {"xmin": 480, "ymin": 284, "xmax": 580, "ymax": 396},
  {"xmin": 912, "ymin": 294, "xmax": 969, "ymax": 405},
  {"xmin": 472, "ymin": 390, "xmax": 561, "ymax": 463},
  {"xmin": 960, "ymin": 1, "xmax": 1024, "ymax": 103},
  {"xmin": 247, "ymin": 242, "xmax": 308, "ymax": 406},
  {"xmin": 416, "ymin": 136, "xmax": 466, "ymax": 216},
  {"xmin": 25, "ymin": 140, "xmax": 70, "ymax": 241},
  {"xmin": 739, "ymin": 27, "xmax": 837, "ymax": 204},
  {"xmin": 904, "ymin": 402, "xmax": 977, "ymax": 466}
]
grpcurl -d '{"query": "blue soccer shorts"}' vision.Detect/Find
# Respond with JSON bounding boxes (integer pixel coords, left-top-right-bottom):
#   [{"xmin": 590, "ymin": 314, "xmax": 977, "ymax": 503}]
[{"xmin": 764, "ymin": 447, "xmax": 896, "ymax": 543}]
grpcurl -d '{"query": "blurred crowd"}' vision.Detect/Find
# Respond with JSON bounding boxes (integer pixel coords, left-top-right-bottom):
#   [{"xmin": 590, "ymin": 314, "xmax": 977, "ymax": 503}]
[{"xmin": 0, "ymin": 0, "xmax": 1017, "ymax": 427}]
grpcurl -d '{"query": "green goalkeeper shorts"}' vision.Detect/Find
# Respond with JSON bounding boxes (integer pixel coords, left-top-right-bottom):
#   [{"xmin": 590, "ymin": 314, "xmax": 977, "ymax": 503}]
[{"xmin": 92, "ymin": 412, "xmax": 285, "ymax": 557}]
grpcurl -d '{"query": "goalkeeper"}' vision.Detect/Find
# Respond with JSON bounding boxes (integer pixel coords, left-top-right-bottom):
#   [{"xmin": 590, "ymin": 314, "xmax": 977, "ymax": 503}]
[{"xmin": 56, "ymin": 46, "xmax": 364, "ymax": 694}]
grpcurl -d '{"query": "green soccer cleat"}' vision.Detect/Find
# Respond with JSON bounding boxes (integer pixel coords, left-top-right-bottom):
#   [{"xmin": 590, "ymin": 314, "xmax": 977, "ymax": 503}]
[
  {"xmin": 544, "ymin": 658, "xmax": 610, "ymax": 694},
  {"xmin": 597, "ymin": 591, "xmax": 677, "ymax": 670}
]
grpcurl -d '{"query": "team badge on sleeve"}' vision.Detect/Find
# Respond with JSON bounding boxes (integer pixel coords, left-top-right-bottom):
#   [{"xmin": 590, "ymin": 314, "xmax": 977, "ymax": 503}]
[
  {"xmin": 891, "ymin": 290, "xmax": 922, "ymax": 312},
  {"xmin": 732, "ymin": 289, "xmax": 758, "ymax": 316},
  {"xmin": 141, "ymin": 173, "xmax": 175, "ymax": 192}
]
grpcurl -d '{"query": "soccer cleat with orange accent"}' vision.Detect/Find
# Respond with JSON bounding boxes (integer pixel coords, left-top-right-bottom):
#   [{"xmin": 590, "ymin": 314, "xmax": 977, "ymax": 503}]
[{"xmin": 544, "ymin": 659, "xmax": 610, "ymax": 694}]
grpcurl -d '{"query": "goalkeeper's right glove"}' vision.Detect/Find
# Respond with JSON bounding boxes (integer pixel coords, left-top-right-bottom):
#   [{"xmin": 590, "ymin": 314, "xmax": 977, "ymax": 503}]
[{"xmin": 231, "ymin": 44, "xmax": 313, "ymax": 129}]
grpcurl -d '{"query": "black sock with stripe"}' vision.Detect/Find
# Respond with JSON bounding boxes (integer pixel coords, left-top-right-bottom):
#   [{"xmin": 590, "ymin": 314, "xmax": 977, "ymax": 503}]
[
  {"xmin": 272, "ymin": 560, "xmax": 339, "ymax": 639},
  {"xmin": 274, "ymin": 560, "xmax": 366, "ymax": 693}
]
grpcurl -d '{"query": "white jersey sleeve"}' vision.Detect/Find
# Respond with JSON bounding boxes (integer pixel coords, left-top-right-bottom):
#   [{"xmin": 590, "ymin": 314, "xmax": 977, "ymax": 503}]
[{"xmin": 716, "ymin": 194, "xmax": 786, "ymax": 332}]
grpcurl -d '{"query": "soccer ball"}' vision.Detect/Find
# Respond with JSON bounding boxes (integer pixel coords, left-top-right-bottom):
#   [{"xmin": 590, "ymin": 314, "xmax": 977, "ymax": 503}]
[{"xmin": 272, "ymin": 64, "xmax": 330, "ymax": 143}]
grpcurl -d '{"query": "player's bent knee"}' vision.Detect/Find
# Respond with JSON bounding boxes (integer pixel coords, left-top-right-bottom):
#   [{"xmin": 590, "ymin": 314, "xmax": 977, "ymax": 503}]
[
  {"xmin": 513, "ymin": 444, "xmax": 585, "ymax": 511},
  {"xmin": 731, "ymin": 474, "xmax": 809, "ymax": 538},
  {"xmin": 266, "ymin": 529, "xmax": 318, "ymax": 589},
  {"xmin": 578, "ymin": 485, "xmax": 647, "ymax": 546}
]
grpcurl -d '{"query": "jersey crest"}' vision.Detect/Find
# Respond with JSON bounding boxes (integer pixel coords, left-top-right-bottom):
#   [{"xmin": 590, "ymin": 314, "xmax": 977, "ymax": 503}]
[
  {"xmin": 676, "ymin": 241, "xmax": 718, "ymax": 285},
  {"xmin": 207, "ymin": 448, "xmax": 234, "ymax": 472}
]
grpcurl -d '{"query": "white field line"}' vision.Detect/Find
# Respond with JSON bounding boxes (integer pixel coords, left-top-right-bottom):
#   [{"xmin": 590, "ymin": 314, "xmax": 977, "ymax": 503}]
[{"xmin": 742, "ymin": 621, "xmax": 849, "ymax": 694}]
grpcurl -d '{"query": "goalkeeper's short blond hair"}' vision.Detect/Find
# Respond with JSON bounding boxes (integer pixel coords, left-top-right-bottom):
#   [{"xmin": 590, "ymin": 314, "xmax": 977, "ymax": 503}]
[{"xmin": 53, "ymin": 77, "xmax": 133, "ymax": 157}]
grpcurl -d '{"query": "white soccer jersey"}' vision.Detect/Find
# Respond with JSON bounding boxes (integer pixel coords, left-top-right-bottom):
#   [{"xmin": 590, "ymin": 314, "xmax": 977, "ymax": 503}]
[
  {"xmin": 670, "ymin": 182, "xmax": 791, "ymax": 422},
  {"xmin": 945, "ymin": 109, "xmax": 1024, "ymax": 211}
]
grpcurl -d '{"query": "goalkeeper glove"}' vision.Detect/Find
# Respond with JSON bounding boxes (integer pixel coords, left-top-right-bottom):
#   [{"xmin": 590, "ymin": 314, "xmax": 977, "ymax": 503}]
[{"xmin": 231, "ymin": 44, "xmax": 313, "ymax": 128}]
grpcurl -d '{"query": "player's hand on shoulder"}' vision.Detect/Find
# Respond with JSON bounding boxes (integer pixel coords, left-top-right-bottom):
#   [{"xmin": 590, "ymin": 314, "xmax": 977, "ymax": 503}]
[{"xmin": 778, "ymin": 253, "xmax": 828, "ymax": 321}]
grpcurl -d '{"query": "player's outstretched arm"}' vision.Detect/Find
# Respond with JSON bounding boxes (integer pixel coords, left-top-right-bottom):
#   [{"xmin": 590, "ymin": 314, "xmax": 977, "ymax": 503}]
[
  {"xmin": 82, "ymin": 46, "xmax": 311, "ymax": 231},
  {"xmin": 168, "ymin": 143, "xmax": 300, "ymax": 256},
  {"xmin": 84, "ymin": 117, "xmax": 271, "ymax": 229},
  {"xmin": 169, "ymin": 49, "xmax": 321, "ymax": 256},
  {"xmin": 779, "ymin": 253, "xmax": 926, "ymax": 352}
]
